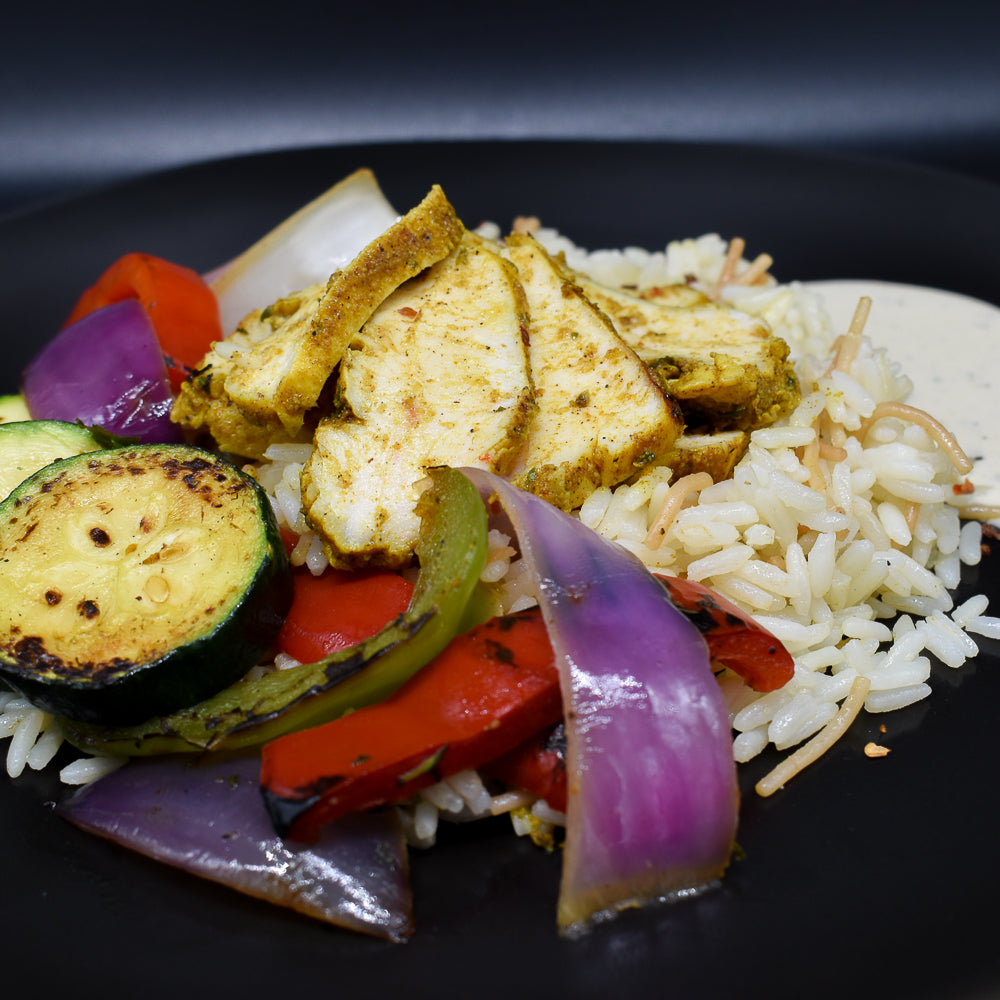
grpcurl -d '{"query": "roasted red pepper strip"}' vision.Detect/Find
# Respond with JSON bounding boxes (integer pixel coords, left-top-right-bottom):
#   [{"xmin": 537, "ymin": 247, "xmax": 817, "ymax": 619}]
[
  {"xmin": 64, "ymin": 252, "xmax": 223, "ymax": 394},
  {"xmin": 260, "ymin": 608, "xmax": 561, "ymax": 842},
  {"xmin": 655, "ymin": 574, "xmax": 794, "ymax": 692},
  {"xmin": 277, "ymin": 567, "xmax": 415, "ymax": 663},
  {"xmin": 483, "ymin": 721, "xmax": 567, "ymax": 813}
]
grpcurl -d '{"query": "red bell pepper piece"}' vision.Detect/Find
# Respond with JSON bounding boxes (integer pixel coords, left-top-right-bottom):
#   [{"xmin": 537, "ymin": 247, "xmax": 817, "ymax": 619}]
[
  {"xmin": 64, "ymin": 252, "xmax": 223, "ymax": 394},
  {"xmin": 276, "ymin": 567, "xmax": 415, "ymax": 662},
  {"xmin": 483, "ymin": 722, "xmax": 567, "ymax": 813},
  {"xmin": 655, "ymin": 574, "xmax": 794, "ymax": 692},
  {"xmin": 260, "ymin": 608, "xmax": 561, "ymax": 842}
]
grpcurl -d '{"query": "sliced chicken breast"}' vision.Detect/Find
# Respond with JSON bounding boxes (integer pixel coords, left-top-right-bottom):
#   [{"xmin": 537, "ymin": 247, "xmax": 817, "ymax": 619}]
[
  {"xmin": 504, "ymin": 233, "xmax": 684, "ymax": 511},
  {"xmin": 172, "ymin": 185, "xmax": 464, "ymax": 457},
  {"xmin": 302, "ymin": 236, "xmax": 534, "ymax": 569},
  {"xmin": 573, "ymin": 275, "xmax": 799, "ymax": 432}
]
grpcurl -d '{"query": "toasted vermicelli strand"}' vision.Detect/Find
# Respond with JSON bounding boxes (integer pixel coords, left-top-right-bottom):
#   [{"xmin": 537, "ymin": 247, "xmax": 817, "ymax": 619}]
[
  {"xmin": 856, "ymin": 401, "xmax": 974, "ymax": 476},
  {"xmin": 736, "ymin": 252, "xmax": 774, "ymax": 287},
  {"xmin": 754, "ymin": 675, "xmax": 871, "ymax": 797},
  {"xmin": 955, "ymin": 502, "xmax": 1000, "ymax": 522},
  {"xmin": 712, "ymin": 237, "xmax": 773, "ymax": 298},
  {"xmin": 644, "ymin": 472, "xmax": 714, "ymax": 549},
  {"xmin": 818, "ymin": 440, "xmax": 848, "ymax": 462},
  {"xmin": 826, "ymin": 297, "xmax": 872, "ymax": 376},
  {"xmin": 797, "ymin": 434, "xmax": 829, "ymax": 494},
  {"xmin": 713, "ymin": 237, "xmax": 745, "ymax": 296}
]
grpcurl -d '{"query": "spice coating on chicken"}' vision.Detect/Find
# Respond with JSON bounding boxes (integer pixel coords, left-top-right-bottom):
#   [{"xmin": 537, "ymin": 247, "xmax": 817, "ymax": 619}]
[
  {"xmin": 301, "ymin": 236, "xmax": 535, "ymax": 569},
  {"xmin": 575, "ymin": 277, "xmax": 799, "ymax": 432},
  {"xmin": 504, "ymin": 234, "xmax": 685, "ymax": 511},
  {"xmin": 170, "ymin": 283, "xmax": 323, "ymax": 459},
  {"xmin": 171, "ymin": 185, "xmax": 464, "ymax": 457},
  {"xmin": 663, "ymin": 430, "xmax": 748, "ymax": 483}
]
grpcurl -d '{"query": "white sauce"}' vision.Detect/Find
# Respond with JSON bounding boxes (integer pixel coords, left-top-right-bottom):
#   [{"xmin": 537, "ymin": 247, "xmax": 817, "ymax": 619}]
[{"xmin": 805, "ymin": 279, "xmax": 1000, "ymax": 508}]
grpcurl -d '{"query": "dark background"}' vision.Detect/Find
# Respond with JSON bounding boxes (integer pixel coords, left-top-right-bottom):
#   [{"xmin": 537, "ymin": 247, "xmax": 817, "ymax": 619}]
[{"xmin": 3, "ymin": 0, "xmax": 999, "ymax": 218}]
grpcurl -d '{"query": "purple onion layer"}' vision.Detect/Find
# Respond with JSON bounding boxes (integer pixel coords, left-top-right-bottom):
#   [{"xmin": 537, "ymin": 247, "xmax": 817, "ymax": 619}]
[
  {"xmin": 58, "ymin": 752, "xmax": 413, "ymax": 942},
  {"xmin": 461, "ymin": 469, "xmax": 739, "ymax": 934},
  {"xmin": 23, "ymin": 299, "xmax": 181, "ymax": 443}
]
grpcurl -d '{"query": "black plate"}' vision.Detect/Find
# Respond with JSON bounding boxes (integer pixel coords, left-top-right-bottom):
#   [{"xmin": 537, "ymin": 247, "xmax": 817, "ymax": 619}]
[{"xmin": 2, "ymin": 141, "xmax": 999, "ymax": 1000}]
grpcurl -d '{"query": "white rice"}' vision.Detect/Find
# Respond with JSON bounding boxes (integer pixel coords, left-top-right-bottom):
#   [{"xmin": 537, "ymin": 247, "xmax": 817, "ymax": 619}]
[
  {"xmin": 396, "ymin": 768, "xmax": 565, "ymax": 850},
  {"xmin": 1, "ymin": 227, "xmax": 994, "ymax": 848},
  {"xmin": 0, "ymin": 691, "xmax": 125, "ymax": 784}
]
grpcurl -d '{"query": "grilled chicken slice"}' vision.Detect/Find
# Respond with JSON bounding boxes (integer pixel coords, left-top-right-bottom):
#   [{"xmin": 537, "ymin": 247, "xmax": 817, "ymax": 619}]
[
  {"xmin": 573, "ymin": 276, "xmax": 799, "ymax": 432},
  {"xmin": 170, "ymin": 283, "xmax": 324, "ymax": 459},
  {"xmin": 663, "ymin": 430, "xmax": 748, "ymax": 482},
  {"xmin": 171, "ymin": 185, "xmax": 464, "ymax": 457},
  {"xmin": 301, "ymin": 236, "xmax": 534, "ymax": 570},
  {"xmin": 504, "ymin": 234, "xmax": 684, "ymax": 511}
]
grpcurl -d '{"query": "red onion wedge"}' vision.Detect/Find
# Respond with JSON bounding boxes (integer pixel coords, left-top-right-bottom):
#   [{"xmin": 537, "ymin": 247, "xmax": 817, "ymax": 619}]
[
  {"xmin": 22, "ymin": 299, "xmax": 181, "ymax": 443},
  {"xmin": 460, "ymin": 469, "xmax": 739, "ymax": 936},
  {"xmin": 58, "ymin": 752, "xmax": 414, "ymax": 942}
]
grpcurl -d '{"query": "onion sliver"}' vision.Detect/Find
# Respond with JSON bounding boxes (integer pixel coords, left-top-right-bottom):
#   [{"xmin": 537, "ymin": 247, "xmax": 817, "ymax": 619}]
[
  {"xmin": 22, "ymin": 299, "xmax": 180, "ymax": 443},
  {"xmin": 209, "ymin": 168, "xmax": 400, "ymax": 334},
  {"xmin": 59, "ymin": 752, "xmax": 414, "ymax": 942},
  {"xmin": 461, "ymin": 469, "xmax": 739, "ymax": 935}
]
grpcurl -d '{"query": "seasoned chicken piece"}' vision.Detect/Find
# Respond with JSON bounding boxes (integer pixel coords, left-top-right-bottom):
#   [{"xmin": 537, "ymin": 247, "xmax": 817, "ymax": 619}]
[
  {"xmin": 663, "ymin": 430, "xmax": 748, "ymax": 482},
  {"xmin": 573, "ymin": 276, "xmax": 799, "ymax": 432},
  {"xmin": 170, "ymin": 283, "xmax": 323, "ymax": 459},
  {"xmin": 504, "ymin": 234, "xmax": 684, "ymax": 511},
  {"xmin": 301, "ymin": 236, "xmax": 534, "ymax": 570},
  {"xmin": 172, "ymin": 185, "xmax": 464, "ymax": 457}
]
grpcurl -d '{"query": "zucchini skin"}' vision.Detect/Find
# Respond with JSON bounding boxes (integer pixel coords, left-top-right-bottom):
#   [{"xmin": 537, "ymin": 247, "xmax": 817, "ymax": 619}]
[
  {"xmin": 0, "ymin": 419, "xmax": 101, "ymax": 501},
  {"xmin": 0, "ymin": 445, "xmax": 293, "ymax": 726}
]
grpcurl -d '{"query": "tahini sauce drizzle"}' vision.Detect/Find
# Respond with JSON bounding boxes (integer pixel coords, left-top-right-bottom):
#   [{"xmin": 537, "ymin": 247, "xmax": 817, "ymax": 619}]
[{"xmin": 806, "ymin": 279, "xmax": 1000, "ymax": 508}]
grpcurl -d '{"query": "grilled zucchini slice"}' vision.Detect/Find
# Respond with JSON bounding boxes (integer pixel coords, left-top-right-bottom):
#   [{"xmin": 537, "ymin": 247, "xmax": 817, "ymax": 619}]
[
  {"xmin": 0, "ymin": 444, "xmax": 292, "ymax": 725},
  {"xmin": 0, "ymin": 419, "xmax": 101, "ymax": 500},
  {"xmin": 0, "ymin": 395, "xmax": 30, "ymax": 424}
]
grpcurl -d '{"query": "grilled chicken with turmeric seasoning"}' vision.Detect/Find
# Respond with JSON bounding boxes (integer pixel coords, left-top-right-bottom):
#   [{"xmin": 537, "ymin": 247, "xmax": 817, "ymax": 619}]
[
  {"xmin": 168, "ymin": 172, "xmax": 802, "ymax": 574},
  {"xmin": 301, "ymin": 234, "xmax": 534, "ymax": 569},
  {"xmin": 504, "ymin": 234, "xmax": 684, "ymax": 510},
  {"xmin": 662, "ymin": 430, "xmax": 748, "ymax": 482},
  {"xmin": 573, "ymin": 275, "xmax": 799, "ymax": 433},
  {"xmin": 171, "ymin": 185, "xmax": 463, "ymax": 459}
]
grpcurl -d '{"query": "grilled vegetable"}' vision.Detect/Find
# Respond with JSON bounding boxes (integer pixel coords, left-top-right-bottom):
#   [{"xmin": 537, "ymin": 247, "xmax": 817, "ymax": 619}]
[
  {"xmin": 62, "ymin": 252, "xmax": 223, "ymax": 394},
  {"xmin": 0, "ymin": 444, "xmax": 292, "ymax": 724},
  {"xmin": 22, "ymin": 299, "xmax": 182, "ymax": 444},
  {"xmin": 262, "ymin": 577, "xmax": 790, "ymax": 839},
  {"xmin": 59, "ymin": 750, "xmax": 415, "ymax": 942},
  {"xmin": 461, "ymin": 468, "xmax": 739, "ymax": 936},
  {"xmin": 276, "ymin": 567, "xmax": 415, "ymax": 663},
  {"xmin": 208, "ymin": 167, "xmax": 400, "ymax": 336},
  {"xmin": 261, "ymin": 607, "xmax": 560, "ymax": 841},
  {"xmin": 655, "ymin": 574, "xmax": 794, "ymax": 692},
  {"xmin": 484, "ymin": 722, "xmax": 568, "ymax": 813},
  {"xmin": 0, "ymin": 420, "xmax": 101, "ymax": 500},
  {"xmin": 59, "ymin": 465, "xmax": 488, "ymax": 755},
  {"xmin": 0, "ymin": 395, "xmax": 30, "ymax": 423}
]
